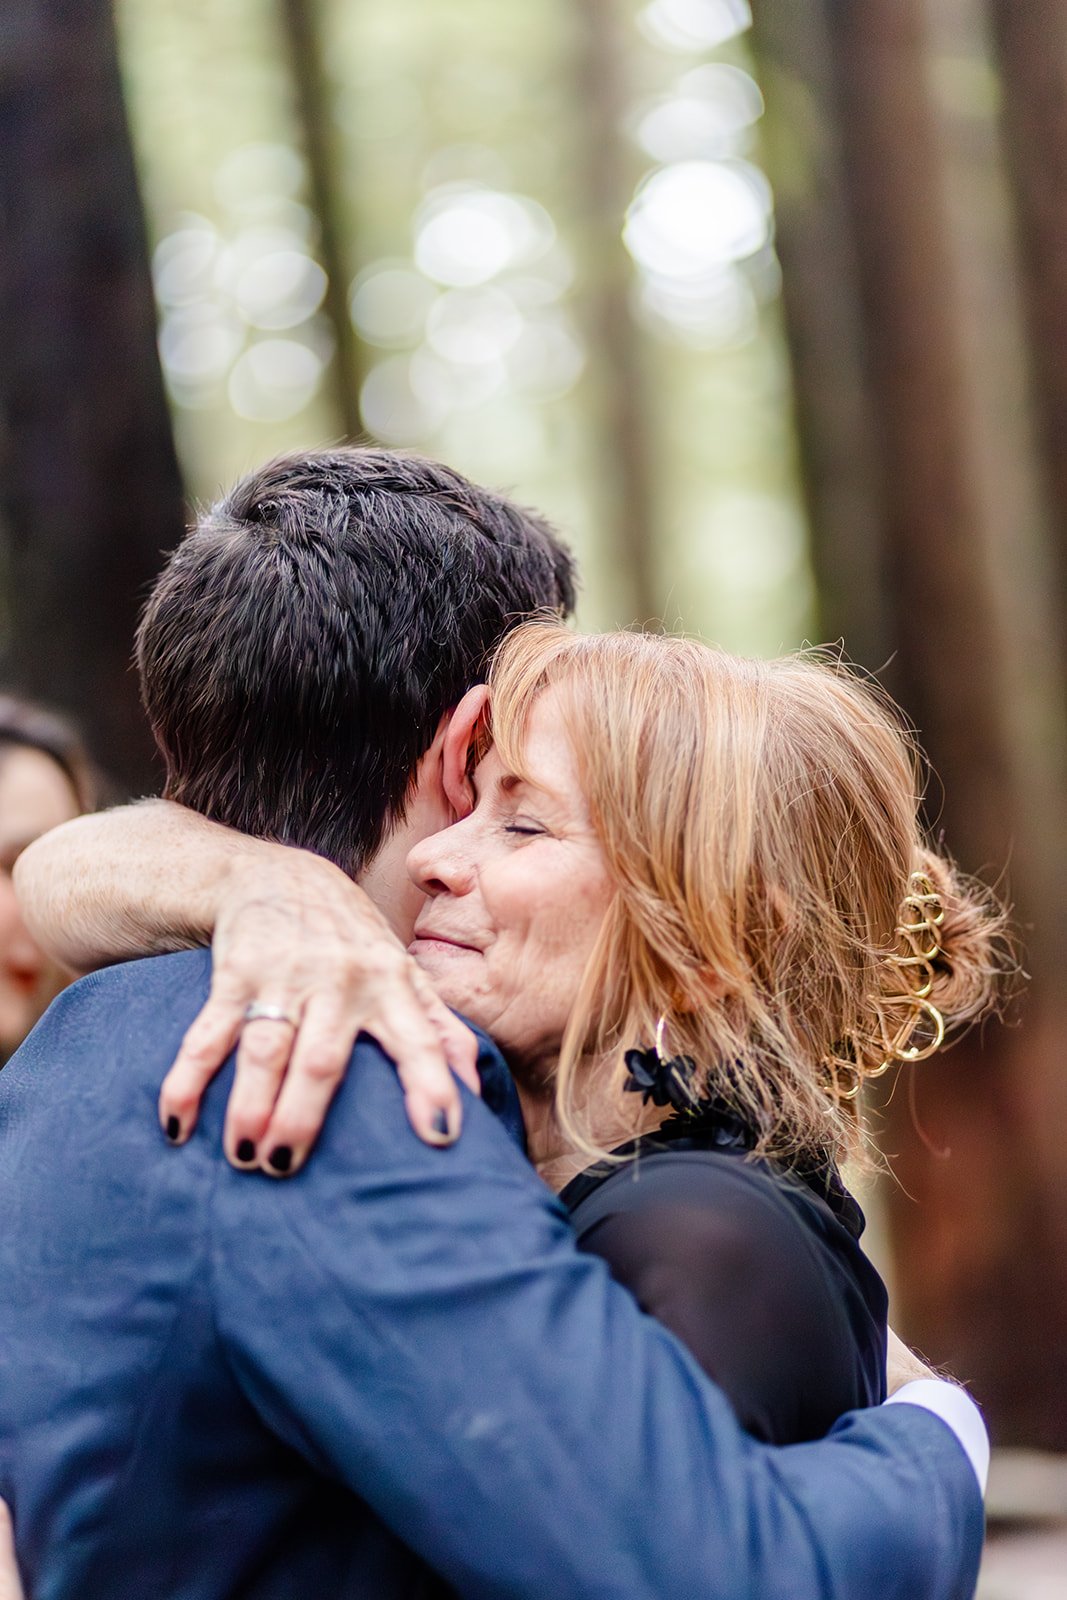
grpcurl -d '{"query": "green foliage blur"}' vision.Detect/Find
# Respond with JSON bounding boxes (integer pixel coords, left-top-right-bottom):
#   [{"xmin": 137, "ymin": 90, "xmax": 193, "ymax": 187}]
[{"xmin": 116, "ymin": 0, "xmax": 814, "ymax": 650}]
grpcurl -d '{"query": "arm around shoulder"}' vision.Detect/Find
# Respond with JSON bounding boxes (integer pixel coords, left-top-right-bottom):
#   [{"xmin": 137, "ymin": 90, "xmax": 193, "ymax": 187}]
[
  {"xmin": 208, "ymin": 1045, "xmax": 984, "ymax": 1600},
  {"xmin": 14, "ymin": 799, "xmax": 256, "ymax": 970}
]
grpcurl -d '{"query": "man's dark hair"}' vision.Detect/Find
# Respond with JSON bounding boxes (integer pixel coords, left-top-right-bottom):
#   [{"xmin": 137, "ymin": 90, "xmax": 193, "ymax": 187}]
[{"xmin": 136, "ymin": 448, "xmax": 576, "ymax": 874}]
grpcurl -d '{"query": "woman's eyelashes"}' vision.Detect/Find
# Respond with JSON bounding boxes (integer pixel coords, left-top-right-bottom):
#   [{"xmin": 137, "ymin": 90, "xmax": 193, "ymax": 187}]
[{"xmin": 503, "ymin": 819, "xmax": 547, "ymax": 838}]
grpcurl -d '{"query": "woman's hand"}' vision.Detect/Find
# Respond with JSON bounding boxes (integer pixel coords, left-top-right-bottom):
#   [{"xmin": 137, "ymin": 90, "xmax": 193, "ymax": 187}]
[
  {"xmin": 15, "ymin": 796, "xmax": 479, "ymax": 1166},
  {"xmin": 885, "ymin": 1326, "xmax": 941, "ymax": 1394},
  {"xmin": 0, "ymin": 1501, "xmax": 23, "ymax": 1600},
  {"xmin": 160, "ymin": 848, "xmax": 480, "ymax": 1173}
]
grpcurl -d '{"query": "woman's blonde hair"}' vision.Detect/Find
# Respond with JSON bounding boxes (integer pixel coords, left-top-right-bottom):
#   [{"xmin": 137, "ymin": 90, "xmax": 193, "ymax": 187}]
[{"xmin": 487, "ymin": 622, "xmax": 1011, "ymax": 1167}]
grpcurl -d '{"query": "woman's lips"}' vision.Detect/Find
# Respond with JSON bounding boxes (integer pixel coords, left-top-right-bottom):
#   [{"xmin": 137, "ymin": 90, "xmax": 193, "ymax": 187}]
[{"xmin": 409, "ymin": 931, "xmax": 480, "ymax": 955}]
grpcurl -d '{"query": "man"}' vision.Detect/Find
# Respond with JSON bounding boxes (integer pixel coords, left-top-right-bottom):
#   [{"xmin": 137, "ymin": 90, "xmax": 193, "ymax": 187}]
[{"xmin": 1, "ymin": 449, "xmax": 986, "ymax": 1598}]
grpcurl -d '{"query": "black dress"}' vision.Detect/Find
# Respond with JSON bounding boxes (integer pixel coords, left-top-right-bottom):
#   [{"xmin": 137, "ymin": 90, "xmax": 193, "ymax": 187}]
[{"xmin": 559, "ymin": 1105, "xmax": 888, "ymax": 1446}]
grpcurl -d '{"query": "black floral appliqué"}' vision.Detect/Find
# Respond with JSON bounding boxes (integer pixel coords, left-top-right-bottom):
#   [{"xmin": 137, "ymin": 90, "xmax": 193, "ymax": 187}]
[{"xmin": 623, "ymin": 1046, "xmax": 701, "ymax": 1113}]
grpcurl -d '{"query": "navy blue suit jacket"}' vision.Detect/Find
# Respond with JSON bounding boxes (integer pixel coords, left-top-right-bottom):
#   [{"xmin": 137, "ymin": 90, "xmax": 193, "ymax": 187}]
[{"xmin": 0, "ymin": 951, "xmax": 983, "ymax": 1599}]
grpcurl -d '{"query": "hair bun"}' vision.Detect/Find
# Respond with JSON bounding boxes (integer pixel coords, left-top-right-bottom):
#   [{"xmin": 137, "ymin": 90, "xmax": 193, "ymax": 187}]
[{"xmin": 882, "ymin": 847, "xmax": 1011, "ymax": 1048}]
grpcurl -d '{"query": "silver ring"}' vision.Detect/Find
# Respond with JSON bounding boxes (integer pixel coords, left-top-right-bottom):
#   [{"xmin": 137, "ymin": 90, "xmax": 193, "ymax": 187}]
[{"xmin": 243, "ymin": 1002, "xmax": 299, "ymax": 1030}]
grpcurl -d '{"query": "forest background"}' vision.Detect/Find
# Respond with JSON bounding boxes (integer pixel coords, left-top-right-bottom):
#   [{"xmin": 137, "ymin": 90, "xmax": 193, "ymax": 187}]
[{"xmin": 3, "ymin": 0, "xmax": 1067, "ymax": 1571}]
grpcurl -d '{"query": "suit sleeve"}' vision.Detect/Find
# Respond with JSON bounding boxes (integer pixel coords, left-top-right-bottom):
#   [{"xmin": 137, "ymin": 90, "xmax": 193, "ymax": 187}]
[{"xmin": 209, "ymin": 1041, "xmax": 983, "ymax": 1600}]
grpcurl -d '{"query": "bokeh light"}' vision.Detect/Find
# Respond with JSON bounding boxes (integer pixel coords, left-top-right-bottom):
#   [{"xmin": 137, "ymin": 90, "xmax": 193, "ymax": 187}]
[
  {"xmin": 637, "ymin": 266, "xmax": 758, "ymax": 348},
  {"xmin": 152, "ymin": 146, "xmax": 330, "ymax": 416},
  {"xmin": 153, "ymin": 217, "xmax": 220, "ymax": 307},
  {"xmin": 358, "ymin": 355, "xmax": 447, "ymax": 444},
  {"xmin": 158, "ymin": 303, "xmax": 245, "ymax": 400},
  {"xmin": 634, "ymin": 64, "xmax": 764, "ymax": 162},
  {"xmin": 356, "ymin": 180, "xmax": 583, "ymax": 446},
  {"xmin": 234, "ymin": 250, "xmax": 327, "ymax": 330},
  {"xmin": 413, "ymin": 185, "xmax": 556, "ymax": 287},
  {"xmin": 349, "ymin": 264, "xmax": 439, "ymax": 348},
  {"xmin": 623, "ymin": 11, "xmax": 779, "ymax": 357},
  {"xmin": 639, "ymin": 0, "xmax": 752, "ymax": 54},
  {"xmin": 425, "ymin": 287, "xmax": 523, "ymax": 365},
  {"xmin": 506, "ymin": 316, "xmax": 585, "ymax": 399},
  {"xmin": 227, "ymin": 339, "xmax": 324, "ymax": 422}
]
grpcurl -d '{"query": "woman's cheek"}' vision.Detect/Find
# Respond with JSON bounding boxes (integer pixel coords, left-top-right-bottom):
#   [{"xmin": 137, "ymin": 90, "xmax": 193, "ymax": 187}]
[{"xmin": 0, "ymin": 879, "xmax": 22, "ymax": 948}]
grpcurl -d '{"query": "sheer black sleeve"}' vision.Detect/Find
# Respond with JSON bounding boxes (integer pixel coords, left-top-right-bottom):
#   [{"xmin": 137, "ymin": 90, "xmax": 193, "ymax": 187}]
[{"xmin": 569, "ymin": 1151, "xmax": 887, "ymax": 1445}]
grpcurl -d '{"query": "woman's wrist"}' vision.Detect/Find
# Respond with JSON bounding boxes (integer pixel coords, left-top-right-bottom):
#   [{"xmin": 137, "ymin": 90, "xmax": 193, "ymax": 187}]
[
  {"xmin": 215, "ymin": 842, "xmax": 364, "ymax": 961},
  {"xmin": 118, "ymin": 813, "xmax": 325, "ymax": 957}
]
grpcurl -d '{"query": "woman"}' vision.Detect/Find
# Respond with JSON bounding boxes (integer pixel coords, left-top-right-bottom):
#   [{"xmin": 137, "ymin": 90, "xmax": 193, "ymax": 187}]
[
  {"xmin": 0, "ymin": 696, "xmax": 95, "ymax": 1064},
  {"xmin": 15, "ymin": 626, "xmax": 1006, "ymax": 1445}
]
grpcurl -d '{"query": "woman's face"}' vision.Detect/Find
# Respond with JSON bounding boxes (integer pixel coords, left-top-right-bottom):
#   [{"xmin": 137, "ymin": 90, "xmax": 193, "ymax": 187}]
[
  {"xmin": 0, "ymin": 747, "xmax": 81, "ymax": 1059},
  {"xmin": 407, "ymin": 688, "xmax": 613, "ymax": 1074}
]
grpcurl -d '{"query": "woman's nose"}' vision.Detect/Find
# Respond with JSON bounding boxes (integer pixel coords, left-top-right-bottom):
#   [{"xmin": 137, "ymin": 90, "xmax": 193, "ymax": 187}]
[{"xmin": 407, "ymin": 823, "xmax": 476, "ymax": 899}]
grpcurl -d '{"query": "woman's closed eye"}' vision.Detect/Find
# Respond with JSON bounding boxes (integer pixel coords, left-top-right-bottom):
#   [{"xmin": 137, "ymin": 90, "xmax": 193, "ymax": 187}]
[{"xmin": 504, "ymin": 820, "xmax": 548, "ymax": 838}]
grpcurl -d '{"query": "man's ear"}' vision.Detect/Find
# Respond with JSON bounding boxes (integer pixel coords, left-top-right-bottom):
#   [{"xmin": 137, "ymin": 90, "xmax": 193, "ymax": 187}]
[{"xmin": 442, "ymin": 686, "xmax": 490, "ymax": 819}]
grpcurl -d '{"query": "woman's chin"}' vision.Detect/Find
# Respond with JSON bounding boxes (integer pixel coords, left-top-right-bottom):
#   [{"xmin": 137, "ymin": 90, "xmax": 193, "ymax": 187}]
[{"xmin": 410, "ymin": 942, "xmax": 483, "ymax": 1017}]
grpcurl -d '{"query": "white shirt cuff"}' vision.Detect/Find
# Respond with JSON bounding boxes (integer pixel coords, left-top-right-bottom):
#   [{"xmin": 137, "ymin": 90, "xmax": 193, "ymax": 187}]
[{"xmin": 885, "ymin": 1379, "xmax": 990, "ymax": 1495}]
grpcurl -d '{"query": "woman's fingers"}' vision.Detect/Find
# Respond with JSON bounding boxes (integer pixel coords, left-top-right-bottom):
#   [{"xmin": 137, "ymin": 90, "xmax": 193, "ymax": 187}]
[
  {"xmin": 255, "ymin": 967, "xmax": 479, "ymax": 1176},
  {"xmin": 158, "ymin": 987, "xmax": 245, "ymax": 1143},
  {"xmin": 355, "ymin": 978, "xmax": 472, "ymax": 1155},
  {"xmin": 252, "ymin": 994, "xmax": 354, "ymax": 1174},
  {"xmin": 221, "ymin": 997, "xmax": 303, "ymax": 1167},
  {"xmin": 161, "ymin": 959, "xmax": 480, "ymax": 1171},
  {"xmin": 413, "ymin": 971, "xmax": 481, "ymax": 1095},
  {"xmin": 0, "ymin": 1500, "xmax": 24, "ymax": 1600}
]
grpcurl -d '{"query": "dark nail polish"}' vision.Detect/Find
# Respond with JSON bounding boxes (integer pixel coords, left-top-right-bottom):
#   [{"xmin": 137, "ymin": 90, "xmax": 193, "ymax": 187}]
[
  {"xmin": 236, "ymin": 1138, "xmax": 256, "ymax": 1164},
  {"xmin": 432, "ymin": 1109, "xmax": 450, "ymax": 1138},
  {"xmin": 267, "ymin": 1145, "xmax": 293, "ymax": 1174},
  {"xmin": 165, "ymin": 1115, "xmax": 181, "ymax": 1144}
]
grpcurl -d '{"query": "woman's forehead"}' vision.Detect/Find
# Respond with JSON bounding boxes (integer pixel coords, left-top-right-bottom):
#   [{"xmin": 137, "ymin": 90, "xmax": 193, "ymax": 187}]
[{"xmin": 478, "ymin": 688, "xmax": 584, "ymax": 804}]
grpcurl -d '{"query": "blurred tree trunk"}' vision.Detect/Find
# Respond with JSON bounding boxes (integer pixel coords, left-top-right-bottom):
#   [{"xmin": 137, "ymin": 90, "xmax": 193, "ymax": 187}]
[
  {"xmin": 989, "ymin": 1, "xmax": 1067, "ymax": 621},
  {"xmin": 279, "ymin": 0, "xmax": 365, "ymax": 440},
  {"xmin": 0, "ymin": 0, "xmax": 185, "ymax": 796},
  {"xmin": 751, "ymin": 3, "xmax": 890, "ymax": 669},
  {"xmin": 755, "ymin": 0, "xmax": 1067, "ymax": 1445},
  {"xmin": 572, "ymin": 0, "xmax": 659, "ymax": 626}
]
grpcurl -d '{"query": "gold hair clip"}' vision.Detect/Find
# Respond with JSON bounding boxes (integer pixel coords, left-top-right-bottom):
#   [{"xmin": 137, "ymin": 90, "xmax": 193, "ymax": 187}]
[
  {"xmin": 826, "ymin": 871, "xmax": 948, "ymax": 1102},
  {"xmin": 870, "ymin": 871, "xmax": 947, "ymax": 1077},
  {"xmin": 832, "ymin": 1062, "xmax": 863, "ymax": 1102}
]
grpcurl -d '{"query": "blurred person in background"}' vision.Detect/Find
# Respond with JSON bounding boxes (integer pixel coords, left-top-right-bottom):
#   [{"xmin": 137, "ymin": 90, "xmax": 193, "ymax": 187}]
[{"xmin": 0, "ymin": 695, "xmax": 95, "ymax": 1063}]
